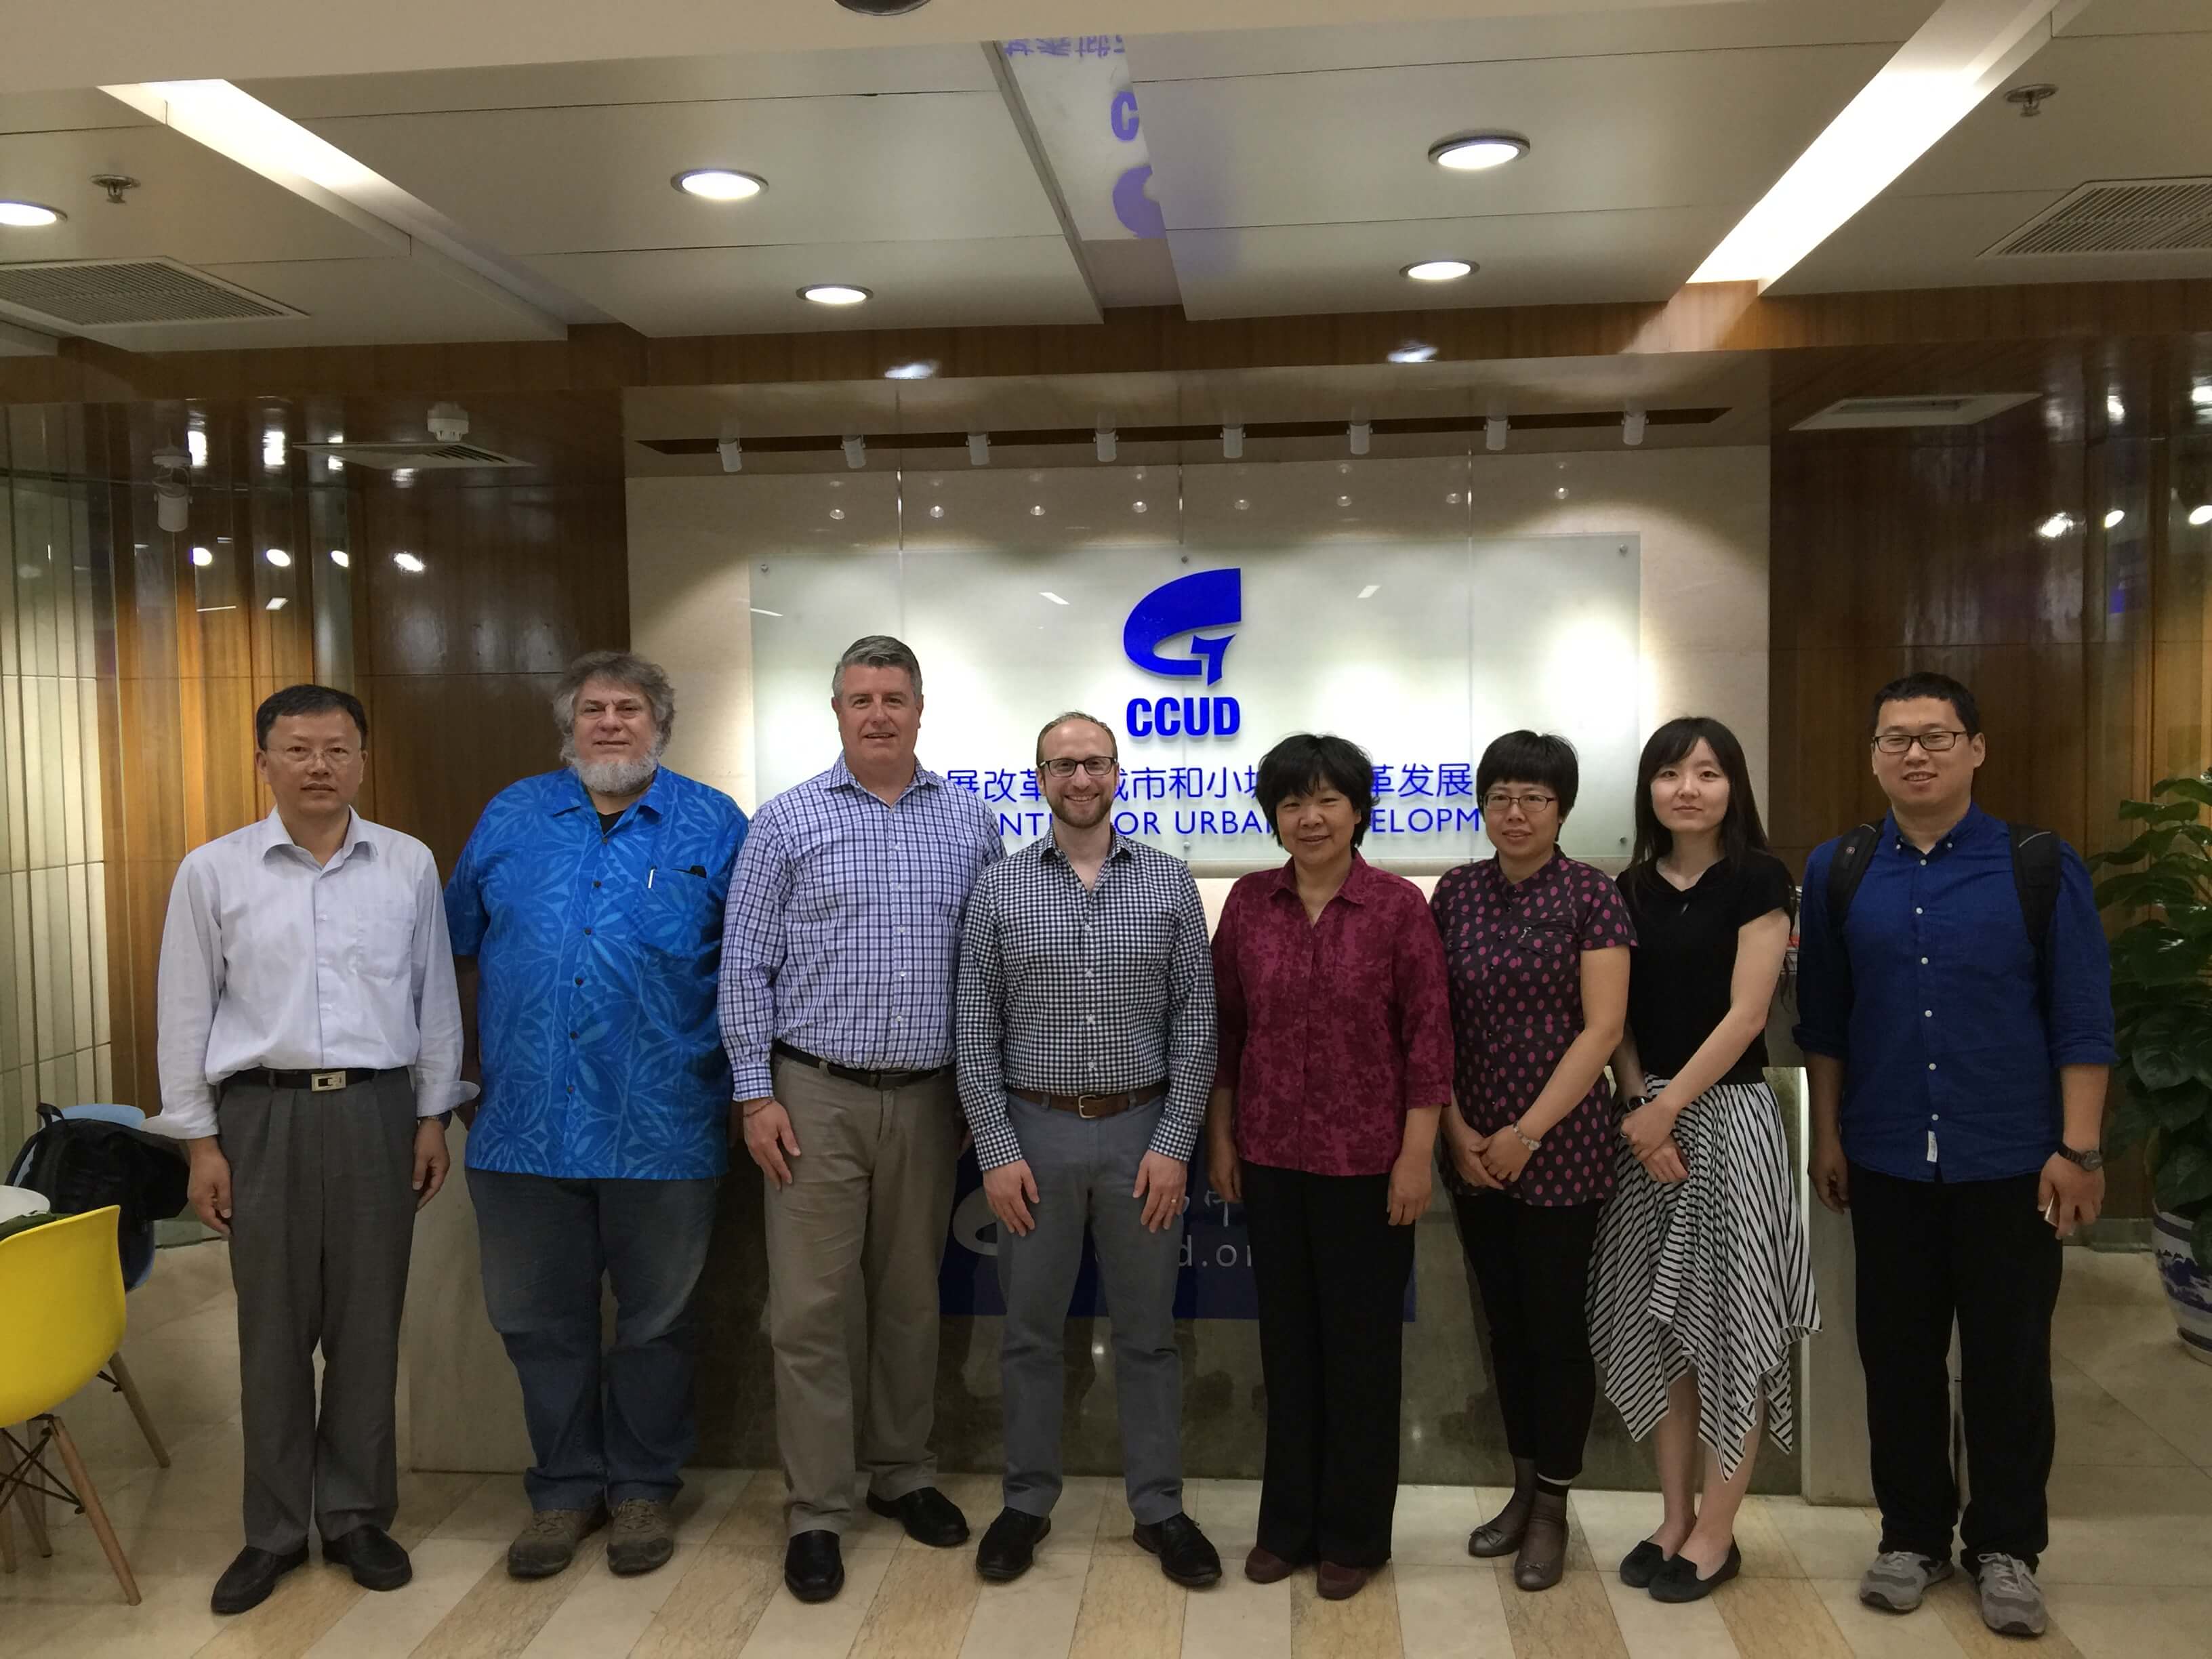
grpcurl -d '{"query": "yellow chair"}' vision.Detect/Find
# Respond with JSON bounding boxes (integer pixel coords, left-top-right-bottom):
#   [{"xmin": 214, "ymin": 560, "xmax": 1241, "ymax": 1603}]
[{"xmin": 0, "ymin": 1206, "xmax": 140, "ymax": 1605}]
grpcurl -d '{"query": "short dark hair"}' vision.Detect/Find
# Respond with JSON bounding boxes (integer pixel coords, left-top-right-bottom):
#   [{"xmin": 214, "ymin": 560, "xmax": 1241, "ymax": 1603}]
[
  {"xmin": 255, "ymin": 684, "xmax": 367, "ymax": 750},
  {"xmin": 1870, "ymin": 672, "xmax": 1980, "ymax": 738},
  {"xmin": 1477, "ymin": 730, "xmax": 1578, "ymax": 819},
  {"xmin": 1253, "ymin": 733, "xmax": 1374, "ymax": 846}
]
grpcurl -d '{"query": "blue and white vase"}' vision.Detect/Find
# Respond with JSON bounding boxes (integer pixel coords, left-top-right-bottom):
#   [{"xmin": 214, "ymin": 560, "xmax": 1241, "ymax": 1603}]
[{"xmin": 2152, "ymin": 1210, "xmax": 2212, "ymax": 1366}]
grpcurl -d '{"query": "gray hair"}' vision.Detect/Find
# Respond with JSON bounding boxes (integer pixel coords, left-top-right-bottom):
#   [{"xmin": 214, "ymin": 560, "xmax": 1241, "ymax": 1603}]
[
  {"xmin": 1034, "ymin": 710, "xmax": 1118, "ymax": 769},
  {"xmin": 553, "ymin": 650, "xmax": 676, "ymax": 742},
  {"xmin": 832, "ymin": 634, "xmax": 923, "ymax": 701}
]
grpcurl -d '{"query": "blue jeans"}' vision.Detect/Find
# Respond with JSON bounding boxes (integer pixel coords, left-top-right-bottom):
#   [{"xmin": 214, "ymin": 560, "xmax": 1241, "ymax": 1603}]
[{"xmin": 470, "ymin": 1167, "xmax": 720, "ymax": 1511}]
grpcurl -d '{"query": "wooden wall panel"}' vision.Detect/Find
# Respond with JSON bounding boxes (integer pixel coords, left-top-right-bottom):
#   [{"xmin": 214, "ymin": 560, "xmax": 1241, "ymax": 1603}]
[{"xmin": 361, "ymin": 672, "xmax": 567, "ymax": 874}]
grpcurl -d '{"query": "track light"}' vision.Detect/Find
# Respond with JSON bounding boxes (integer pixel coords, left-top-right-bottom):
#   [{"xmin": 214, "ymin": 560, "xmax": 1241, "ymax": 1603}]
[
  {"xmin": 1222, "ymin": 425, "xmax": 1244, "ymax": 460},
  {"xmin": 1348, "ymin": 422, "xmax": 1372, "ymax": 457},
  {"xmin": 1623, "ymin": 410, "xmax": 1647, "ymax": 447},
  {"xmin": 1485, "ymin": 416, "xmax": 1509, "ymax": 453},
  {"xmin": 968, "ymin": 432, "xmax": 990, "ymax": 467},
  {"xmin": 841, "ymin": 434, "xmax": 866, "ymax": 470},
  {"xmin": 717, "ymin": 432, "xmax": 742, "ymax": 473},
  {"xmin": 1096, "ymin": 427, "xmax": 1118, "ymax": 464}
]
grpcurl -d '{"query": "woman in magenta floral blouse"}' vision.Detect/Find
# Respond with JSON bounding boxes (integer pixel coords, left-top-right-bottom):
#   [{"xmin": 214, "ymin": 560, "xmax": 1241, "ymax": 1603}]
[
  {"xmin": 1431, "ymin": 731, "xmax": 1635, "ymax": 1594},
  {"xmin": 1206, "ymin": 733, "xmax": 1453, "ymax": 1605}
]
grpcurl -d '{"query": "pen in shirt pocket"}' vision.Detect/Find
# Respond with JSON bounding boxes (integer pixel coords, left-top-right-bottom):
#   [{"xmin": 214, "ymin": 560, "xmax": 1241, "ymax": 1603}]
[{"xmin": 646, "ymin": 865, "xmax": 710, "ymax": 888}]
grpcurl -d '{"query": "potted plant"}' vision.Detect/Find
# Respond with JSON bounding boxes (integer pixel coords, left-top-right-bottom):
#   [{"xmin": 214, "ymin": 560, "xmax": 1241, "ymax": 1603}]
[{"xmin": 2093, "ymin": 770, "xmax": 2212, "ymax": 1362}]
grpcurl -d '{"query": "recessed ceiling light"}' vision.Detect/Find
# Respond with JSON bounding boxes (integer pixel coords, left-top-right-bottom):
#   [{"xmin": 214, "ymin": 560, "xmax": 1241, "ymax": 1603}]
[
  {"xmin": 1402, "ymin": 259, "xmax": 1473, "ymax": 282},
  {"xmin": 674, "ymin": 169, "xmax": 764, "ymax": 202},
  {"xmin": 1030, "ymin": 504, "xmax": 1044, "ymax": 517},
  {"xmin": 801, "ymin": 284, "xmax": 871, "ymax": 306},
  {"xmin": 1389, "ymin": 343, "xmax": 1438, "ymax": 364},
  {"xmin": 2036, "ymin": 512, "xmax": 2074, "ymax": 539},
  {"xmin": 394, "ymin": 552, "xmax": 425, "ymax": 572},
  {"xmin": 1132, "ymin": 501, "xmax": 1147, "ymax": 514},
  {"xmin": 2190, "ymin": 504, "xmax": 2212, "ymax": 527},
  {"xmin": 1430, "ymin": 134, "xmax": 1529, "ymax": 171},
  {"xmin": 2102, "ymin": 509, "xmax": 2125, "ymax": 530},
  {"xmin": 190, "ymin": 546, "xmax": 213, "ymax": 567},
  {"xmin": 928, "ymin": 504, "xmax": 944, "ymax": 518},
  {"xmin": 0, "ymin": 201, "xmax": 64, "ymax": 227},
  {"xmin": 2192, "ymin": 385, "xmax": 2212, "ymax": 407},
  {"xmin": 264, "ymin": 547, "xmax": 291, "ymax": 567},
  {"xmin": 884, "ymin": 360, "xmax": 937, "ymax": 380},
  {"xmin": 329, "ymin": 549, "xmax": 350, "ymax": 567},
  {"xmin": 265, "ymin": 596, "xmax": 287, "ymax": 611},
  {"xmin": 186, "ymin": 430, "xmax": 208, "ymax": 468},
  {"xmin": 837, "ymin": 0, "xmax": 933, "ymax": 12}
]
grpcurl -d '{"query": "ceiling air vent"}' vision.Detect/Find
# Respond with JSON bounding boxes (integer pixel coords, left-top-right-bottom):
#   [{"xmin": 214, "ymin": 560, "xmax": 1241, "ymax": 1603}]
[
  {"xmin": 0, "ymin": 258, "xmax": 302, "ymax": 327},
  {"xmin": 293, "ymin": 441, "xmax": 533, "ymax": 471},
  {"xmin": 1793, "ymin": 392, "xmax": 2039, "ymax": 432},
  {"xmin": 1984, "ymin": 178, "xmax": 2212, "ymax": 258}
]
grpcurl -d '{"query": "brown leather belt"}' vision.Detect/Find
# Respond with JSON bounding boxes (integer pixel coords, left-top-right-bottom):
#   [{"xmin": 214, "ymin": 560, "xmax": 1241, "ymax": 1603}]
[{"xmin": 1007, "ymin": 1082, "xmax": 1168, "ymax": 1120}]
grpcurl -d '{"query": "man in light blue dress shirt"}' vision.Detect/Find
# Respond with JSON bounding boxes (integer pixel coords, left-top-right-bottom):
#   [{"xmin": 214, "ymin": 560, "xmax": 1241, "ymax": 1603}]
[
  {"xmin": 446, "ymin": 651, "xmax": 746, "ymax": 1584},
  {"xmin": 720, "ymin": 634, "xmax": 1002, "ymax": 1604}
]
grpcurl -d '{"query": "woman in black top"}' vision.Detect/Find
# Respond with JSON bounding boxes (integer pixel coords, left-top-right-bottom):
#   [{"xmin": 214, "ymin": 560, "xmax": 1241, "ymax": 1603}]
[{"xmin": 1588, "ymin": 717, "xmax": 1820, "ymax": 1604}]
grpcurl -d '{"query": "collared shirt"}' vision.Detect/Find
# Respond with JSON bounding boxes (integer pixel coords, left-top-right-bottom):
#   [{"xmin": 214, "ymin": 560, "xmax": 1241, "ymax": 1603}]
[
  {"xmin": 719, "ymin": 756, "xmax": 1004, "ymax": 1101},
  {"xmin": 155, "ymin": 808, "xmax": 469, "ymax": 1139},
  {"xmin": 957, "ymin": 831, "xmax": 1216, "ymax": 1172},
  {"xmin": 445, "ymin": 766, "xmax": 748, "ymax": 1181},
  {"xmin": 1793, "ymin": 803, "xmax": 2115, "ymax": 1183},
  {"xmin": 1212, "ymin": 853, "xmax": 1454, "ymax": 1178},
  {"xmin": 1431, "ymin": 851, "xmax": 1637, "ymax": 1206}
]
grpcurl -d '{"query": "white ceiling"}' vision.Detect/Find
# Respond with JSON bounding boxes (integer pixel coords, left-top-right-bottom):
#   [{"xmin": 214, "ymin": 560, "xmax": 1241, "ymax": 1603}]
[{"xmin": 0, "ymin": 0, "xmax": 2201, "ymax": 353}]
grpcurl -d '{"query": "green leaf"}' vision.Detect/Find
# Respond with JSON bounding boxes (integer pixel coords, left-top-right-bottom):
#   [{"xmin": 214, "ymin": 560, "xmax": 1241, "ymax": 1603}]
[
  {"xmin": 2156, "ymin": 1140, "xmax": 2212, "ymax": 1210},
  {"xmin": 2097, "ymin": 871, "xmax": 2201, "ymax": 912},
  {"xmin": 2110, "ymin": 926, "xmax": 2212, "ymax": 987},
  {"xmin": 2144, "ymin": 1082, "xmax": 2212, "ymax": 1132},
  {"xmin": 2109, "ymin": 1092, "xmax": 2156, "ymax": 1154},
  {"xmin": 2151, "ymin": 776, "xmax": 2212, "ymax": 808},
  {"xmin": 2135, "ymin": 1044, "xmax": 2196, "ymax": 1092}
]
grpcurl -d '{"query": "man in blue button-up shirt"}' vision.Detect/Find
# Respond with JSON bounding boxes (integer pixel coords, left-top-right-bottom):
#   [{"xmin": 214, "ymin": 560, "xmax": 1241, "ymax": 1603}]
[
  {"xmin": 1795, "ymin": 672, "xmax": 2113, "ymax": 1641},
  {"xmin": 445, "ymin": 651, "xmax": 746, "ymax": 1585}
]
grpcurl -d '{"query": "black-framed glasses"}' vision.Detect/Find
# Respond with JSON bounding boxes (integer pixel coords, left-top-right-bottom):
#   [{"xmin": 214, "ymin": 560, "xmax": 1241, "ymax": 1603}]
[
  {"xmin": 1873, "ymin": 731, "xmax": 1967, "ymax": 754},
  {"xmin": 1481, "ymin": 790, "xmax": 1557, "ymax": 813},
  {"xmin": 1042, "ymin": 756, "xmax": 1118, "ymax": 779}
]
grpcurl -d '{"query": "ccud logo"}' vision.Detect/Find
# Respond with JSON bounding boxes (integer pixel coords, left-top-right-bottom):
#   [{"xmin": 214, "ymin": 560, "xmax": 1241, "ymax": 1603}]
[{"xmin": 1122, "ymin": 567, "xmax": 1242, "ymax": 739}]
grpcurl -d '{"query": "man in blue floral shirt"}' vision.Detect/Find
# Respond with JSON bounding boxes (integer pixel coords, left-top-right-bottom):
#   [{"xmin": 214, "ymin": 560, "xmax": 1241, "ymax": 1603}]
[{"xmin": 446, "ymin": 651, "xmax": 746, "ymax": 1584}]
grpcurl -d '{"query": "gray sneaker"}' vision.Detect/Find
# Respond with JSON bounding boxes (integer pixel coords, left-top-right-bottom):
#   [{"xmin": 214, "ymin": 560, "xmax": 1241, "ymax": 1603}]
[
  {"xmin": 1859, "ymin": 1550, "xmax": 1953, "ymax": 1613},
  {"xmin": 607, "ymin": 1498, "xmax": 676, "ymax": 1577},
  {"xmin": 507, "ymin": 1504, "xmax": 608, "ymax": 1580},
  {"xmin": 1973, "ymin": 1554, "xmax": 2049, "ymax": 1637}
]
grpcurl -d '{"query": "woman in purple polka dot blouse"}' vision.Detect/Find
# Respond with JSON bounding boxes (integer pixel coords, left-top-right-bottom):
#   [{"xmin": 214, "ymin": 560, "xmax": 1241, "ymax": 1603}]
[{"xmin": 1429, "ymin": 731, "xmax": 1636, "ymax": 1595}]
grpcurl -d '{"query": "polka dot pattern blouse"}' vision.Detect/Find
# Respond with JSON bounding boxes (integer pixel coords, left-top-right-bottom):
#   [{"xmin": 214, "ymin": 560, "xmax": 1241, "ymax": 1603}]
[{"xmin": 1430, "ymin": 851, "xmax": 1637, "ymax": 1206}]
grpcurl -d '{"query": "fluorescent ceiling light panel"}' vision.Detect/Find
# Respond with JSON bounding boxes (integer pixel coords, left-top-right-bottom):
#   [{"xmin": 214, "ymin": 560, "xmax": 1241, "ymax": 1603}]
[
  {"xmin": 0, "ymin": 201, "xmax": 64, "ymax": 227},
  {"xmin": 1689, "ymin": 0, "xmax": 2076, "ymax": 289}
]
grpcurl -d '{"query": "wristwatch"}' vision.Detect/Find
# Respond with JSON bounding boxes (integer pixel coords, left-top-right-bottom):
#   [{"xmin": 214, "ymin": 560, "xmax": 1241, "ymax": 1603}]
[{"xmin": 2055, "ymin": 1143, "xmax": 2104, "ymax": 1172}]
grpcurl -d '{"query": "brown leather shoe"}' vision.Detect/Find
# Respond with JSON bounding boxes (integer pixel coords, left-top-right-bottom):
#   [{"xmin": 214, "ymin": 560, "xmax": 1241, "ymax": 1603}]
[
  {"xmin": 1316, "ymin": 1561, "xmax": 1370, "ymax": 1600},
  {"xmin": 1513, "ymin": 1491, "xmax": 1570, "ymax": 1593},
  {"xmin": 1244, "ymin": 1544, "xmax": 1296, "ymax": 1584}
]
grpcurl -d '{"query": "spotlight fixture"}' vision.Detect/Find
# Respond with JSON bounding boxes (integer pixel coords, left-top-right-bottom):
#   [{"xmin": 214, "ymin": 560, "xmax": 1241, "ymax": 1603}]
[
  {"xmin": 2036, "ymin": 512, "xmax": 2074, "ymax": 539},
  {"xmin": 1222, "ymin": 424, "xmax": 1244, "ymax": 460},
  {"xmin": 2103, "ymin": 508, "xmax": 2125, "ymax": 530},
  {"xmin": 1096, "ymin": 427, "xmax": 1118, "ymax": 464},
  {"xmin": 394, "ymin": 552, "xmax": 426, "ymax": 572},
  {"xmin": 840, "ymin": 434, "xmax": 867, "ymax": 470},
  {"xmin": 190, "ymin": 546, "xmax": 213, "ymax": 567},
  {"xmin": 673, "ymin": 169, "xmax": 765, "ymax": 202},
  {"xmin": 837, "ymin": 0, "xmax": 934, "ymax": 13},
  {"xmin": 427, "ymin": 402, "xmax": 469, "ymax": 443},
  {"xmin": 186, "ymin": 430, "xmax": 208, "ymax": 468},
  {"xmin": 1622, "ymin": 410, "xmax": 1647, "ymax": 447},
  {"xmin": 264, "ymin": 547, "xmax": 291, "ymax": 567},
  {"xmin": 968, "ymin": 432, "xmax": 991, "ymax": 467},
  {"xmin": 1132, "ymin": 500, "xmax": 1147, "ymax": 514},
  {"xmin": 262, "ymin": 430, "xmax": 286, "ymax": 468},
  {"xmin": 717, "ymin": 434, "xmax": 743, "ymax": 474},
  {"xmin": 1485, "ymin": 416, "xmax": 1509, "ymax": 453},
  {"xmin": 802, "ymin": 284, "xmax": 870, "ymax": 306},
  {"xmin": 152, "ymin": 444, "xmax": 191, "ymax": 532},
  {"xmin": 1401, "ymin": 259, "xmax": 1473, "ymax": 282},
  {"xmin": 1388, "ymin": 342, "xmax": 1438, "ymax": 364},
  {"xmin": 0, "ymin": 201, "xmax": 64, "ymax": 227},
  {"xmin": 1430, "ymin": 134, "xmax": 1529, "ymax": 171},
  {"xmin": 265, "ymin": 596, "xmax": 288, "ymax": 611},
  {"xmin": 329, "ymin": 549, "xmax": 350, "ymax": 567},
  {"xmin": 884, "ymin": 360, "xmax": 937, "ymax": 380},
  {"xmin": 928, "ymin": 504, "xmax": 944, "ymax": 518},
  {"xmin": 2190, "ymin": 504, "xmax": 2212, "ymax": 527},
  {"xmin": 1348, "ymin": 422, "xmax": 1372, "ymax": 457},
  {"xmin": 1029, "ymin": 505, "xmax": 1045, "ymax": 517}
]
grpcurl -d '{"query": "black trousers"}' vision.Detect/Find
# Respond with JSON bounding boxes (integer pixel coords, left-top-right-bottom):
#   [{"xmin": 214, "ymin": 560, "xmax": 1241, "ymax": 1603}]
[
  {"xmin": 1849, "ymin": 1164, "xmax": 2062, "ymax": 1570},
  {"xmin": 1454, "ymin": 1190, "xmax": 1604, "ymax": 1481},
  {"xmin": 1242, "ymin": 1162, "xmax": 1414, "ymax": 1568}
]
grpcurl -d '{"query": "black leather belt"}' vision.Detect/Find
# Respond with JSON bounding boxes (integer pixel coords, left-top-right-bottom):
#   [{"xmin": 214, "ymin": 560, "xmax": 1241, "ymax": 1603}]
[
  {"xmin": 228, "ymin": 1066, "xmax": 403, "ymax": 1094},
  {"xmin": 1008, "ymin": 1082, "xmax": 1168, "ymax": 1120},
  {"xmin": 773, "ymin": 1042, "xmax": 949, "ymax": 1092}
]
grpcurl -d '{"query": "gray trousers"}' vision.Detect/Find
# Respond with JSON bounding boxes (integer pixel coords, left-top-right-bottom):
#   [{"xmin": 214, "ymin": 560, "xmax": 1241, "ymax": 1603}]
[
  {"xmin": 996, "ymin": 1094, "xmax": 1183, "ymax": 1524},
  {"xmin": 218, "ymin": 1071, "xmax": 418, "ymax": 1551},
  {"xmin": 763, "ymin": 1054, "xmax": 960, "ymax": 1536}
]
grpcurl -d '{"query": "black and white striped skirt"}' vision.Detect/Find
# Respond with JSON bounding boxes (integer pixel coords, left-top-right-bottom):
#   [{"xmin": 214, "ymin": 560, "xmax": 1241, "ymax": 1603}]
[{"xmin": 1586, "ymin": 1078, "xmax": 1821, "ymax": 1477}]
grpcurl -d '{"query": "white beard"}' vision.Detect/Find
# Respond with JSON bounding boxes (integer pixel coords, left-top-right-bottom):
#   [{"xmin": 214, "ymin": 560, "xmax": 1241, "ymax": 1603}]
[{"xmin": 562, "ymin": 729, "xmax": 663, "ymax": 798}]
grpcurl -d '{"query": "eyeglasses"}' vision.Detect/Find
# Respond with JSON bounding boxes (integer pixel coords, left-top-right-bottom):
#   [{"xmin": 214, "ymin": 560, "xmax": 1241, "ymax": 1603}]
[
  {"xmin": 1042, "ymin": 756, "xmax": 1118, "ymax": 779},
  {"xmin": 1873, "ymin": 731, "xmax": 1967, "ymax": 754},
  {"xmin": 1481, "ymin": 790, "xmax": 1557, "ymax": 814}
]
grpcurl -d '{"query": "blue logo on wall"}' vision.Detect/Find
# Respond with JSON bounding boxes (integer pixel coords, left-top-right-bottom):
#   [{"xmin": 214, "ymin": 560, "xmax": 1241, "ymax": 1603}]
[{"xmin": 1122, "ymin": 568, "xmax": 1242, "ymax": 738}]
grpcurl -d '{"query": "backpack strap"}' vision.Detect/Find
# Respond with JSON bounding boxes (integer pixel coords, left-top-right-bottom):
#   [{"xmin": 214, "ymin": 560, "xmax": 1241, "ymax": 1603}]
[
  {"xmin": 1822, "ymin": 822, "xmax": 1883, "ymax": 1012},
  {"xmin": 2007, "ymin": 822, "xmax": 2062, "ymax": 994}
]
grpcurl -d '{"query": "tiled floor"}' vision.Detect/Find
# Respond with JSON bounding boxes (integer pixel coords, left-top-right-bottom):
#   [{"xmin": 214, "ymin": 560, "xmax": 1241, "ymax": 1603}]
[{"xmin": 5, "ymin": 1244, "xmax": 2209, "ymax": 1656}]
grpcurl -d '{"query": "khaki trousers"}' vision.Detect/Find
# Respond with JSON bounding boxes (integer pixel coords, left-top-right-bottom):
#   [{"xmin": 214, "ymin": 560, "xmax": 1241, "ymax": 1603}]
[{"xmin": 764, "ymin": 1054, "xmax": 960, "ymax": 1535}]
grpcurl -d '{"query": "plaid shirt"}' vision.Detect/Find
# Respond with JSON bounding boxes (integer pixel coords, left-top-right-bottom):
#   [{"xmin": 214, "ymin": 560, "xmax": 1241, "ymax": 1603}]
[
  {"xmin": 719, "ymin": 756, "xmax": 1004, "ymax": 1101},
  {"xmin": 957, "ymin": 832, "xmax": 1216, "ymax": 1171}
]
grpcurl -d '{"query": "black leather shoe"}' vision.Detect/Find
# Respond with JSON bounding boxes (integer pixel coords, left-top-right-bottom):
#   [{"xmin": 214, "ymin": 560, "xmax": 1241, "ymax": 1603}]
[
  {"xmin": 1618, "ymin": 1540, "xmax": 1673, "ymax": 1589},
  {"xmin": 211, "ymin": 1544, "xmax": 310, "ymax": 1614},
  {"xmin": 784, "ymin": 1530, "xmax": 844, "ymax": 1603},
  {"xmin": 323, "ymin": 1525, "xmax": 413, "ymax": 1591},
  {"xmin": 975, "ymin": 1509, "xmax": 1051, "ymax": 1582},
  {"xmin": 1649, "ymin": 1540, "xmax": 1741, "ymax": 1604},
  {"xmin": 866, "ymin": 1486, "xmax": 970, "ymax": 1548},
  {"xmin": 1133, "ymin": 1513, "xmax": 1223, "ymax": 1588}
]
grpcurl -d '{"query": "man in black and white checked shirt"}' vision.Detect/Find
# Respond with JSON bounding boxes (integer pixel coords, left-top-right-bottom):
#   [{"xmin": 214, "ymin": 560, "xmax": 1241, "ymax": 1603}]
[{"xmin": 956, "ymin": 710, "xmax": 1222, "ymax": 1591}]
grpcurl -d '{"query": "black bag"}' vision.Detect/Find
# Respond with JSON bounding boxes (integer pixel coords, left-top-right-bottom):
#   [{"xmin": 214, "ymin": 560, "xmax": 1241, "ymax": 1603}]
[{"xmin": 5, "ymin": 1105, "xmax": 190, "ymax": 1240}]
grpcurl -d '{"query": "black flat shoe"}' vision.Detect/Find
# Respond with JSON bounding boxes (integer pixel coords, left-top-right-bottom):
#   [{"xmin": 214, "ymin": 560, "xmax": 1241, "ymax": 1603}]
[
  {"xmin": 867, "ymin": 1486, "xmax": 970, "ymax": 1548},
  {"xmin": 784, "ymin": 1530, "xmax": 844, "ymax": 1603},
  {"xmin": 1649, "ymin": 1541, "xmax": 1741, "ymax": 1603},
  {"xmin": 211, "ymin": 1544, "xmax": 310, "ymax": 1614},
  {"xmin": 323, "ymin": 1525, "xmax": 412, "ymax": 1592},
  {"xmin": 1132, "ymin": 1513, "xmax": 1223, "ymax": 1588},
  {"xmin": 976, "ymin": 1509, "xmax": 1050, "ymax": 1582},
  {"xmin": 1619, "ymin": 1540, "xmax": 1673, "ymax": 1589}
]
